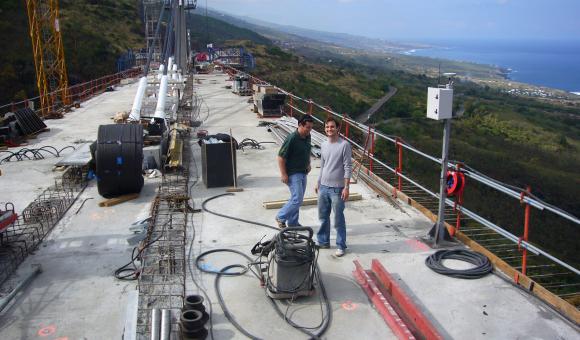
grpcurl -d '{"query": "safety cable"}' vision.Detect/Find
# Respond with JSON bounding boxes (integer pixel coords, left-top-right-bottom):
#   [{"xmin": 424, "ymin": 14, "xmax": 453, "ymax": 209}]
[{"xmin": 425, "ymin": 249, "xmax": 493, "ymax": 279}]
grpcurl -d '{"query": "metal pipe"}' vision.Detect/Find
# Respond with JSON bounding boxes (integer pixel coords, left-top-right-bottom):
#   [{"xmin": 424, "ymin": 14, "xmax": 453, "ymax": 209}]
[
  {"xmin": 160, "ymin": 309, "xmax": 171, "ymax": 340},
  {"xmin": 128, "ymin": 76, "xmax": 148, "ymax": 122},
  {"xmin": 0, "ymin": 265, "xmax": 42, "ymax": 312},
  {"xmin": 151, "ymin": 309, "xmax": 161, "ymax": 340},
  {"xmin": 434, "ymin": 119, "xmax": 452, "ymax": 245}
]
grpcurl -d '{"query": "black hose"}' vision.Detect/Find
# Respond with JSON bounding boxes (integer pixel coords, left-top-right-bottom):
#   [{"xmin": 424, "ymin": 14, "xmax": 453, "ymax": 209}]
[
  {"xmin": 215, "ymin": 265, "xmax": 263, "ymax": 340},
  {"xmin": 425, "ymin": 249, "xmax": 493, "ymax": 279},
  {"xmin": 201, "ymin": 193, "xmax": 278, "ymax": 231},
  {"xmin": 200, "ymin": 193, "xmax": 333, "ymax": 339}
]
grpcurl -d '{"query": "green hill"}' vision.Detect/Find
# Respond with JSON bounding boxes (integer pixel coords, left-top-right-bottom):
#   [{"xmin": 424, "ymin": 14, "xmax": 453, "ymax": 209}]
[{"xmin": 0, "ymin": 0, "xmax": 143, "ymax": 104}]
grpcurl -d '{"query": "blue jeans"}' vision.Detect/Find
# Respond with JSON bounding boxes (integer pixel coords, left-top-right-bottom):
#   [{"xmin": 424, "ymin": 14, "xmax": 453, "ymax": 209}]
[
  {"xmin": 317, "ymin": 185, "xmax": 347, "ymax": 250},
  {"xmin": 276, "ymin": 173, "xmax": 307, "ymax": 226}
]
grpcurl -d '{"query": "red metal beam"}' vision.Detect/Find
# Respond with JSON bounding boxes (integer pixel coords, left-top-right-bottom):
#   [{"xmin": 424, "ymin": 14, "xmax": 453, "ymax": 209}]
[
  {"xmin": 353, "ymin": 260, "xmax": 443, "ymax": 340},
  {"xmin": 371, "ymin": 260, "xmax": 443, "ymax": 340},
  {"xmin": 353, "ymin": 260, "xmax": 415, "ymax": 340}
]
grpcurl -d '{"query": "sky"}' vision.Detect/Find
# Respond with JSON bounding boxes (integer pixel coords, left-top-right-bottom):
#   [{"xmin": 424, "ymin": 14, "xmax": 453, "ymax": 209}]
[{"xmin": 205, "ymin": 0, "xmax": 580, "ymax": 42}]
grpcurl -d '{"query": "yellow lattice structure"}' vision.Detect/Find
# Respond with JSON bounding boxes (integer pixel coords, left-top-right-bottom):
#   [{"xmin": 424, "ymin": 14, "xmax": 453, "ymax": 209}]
[{"xmin": 26, "ymin": 0, "xmax": 69, "ymax": 118}]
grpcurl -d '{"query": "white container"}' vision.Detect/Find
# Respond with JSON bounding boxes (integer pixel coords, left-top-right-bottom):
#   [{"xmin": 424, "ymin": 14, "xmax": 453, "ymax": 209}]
[{"xmin": 426, "ymin": 87, "xmax": 453, "ymax": 120}]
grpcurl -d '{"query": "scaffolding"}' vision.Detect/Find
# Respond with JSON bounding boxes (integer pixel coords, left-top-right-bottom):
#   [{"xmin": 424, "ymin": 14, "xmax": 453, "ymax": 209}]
[
  {"xmin": 25, "ymin": 0, "xmax": 69, "ymax": 118},
  {"xmin": 142, "ymin": 0, "xmax": 165, "ymax": 65}
]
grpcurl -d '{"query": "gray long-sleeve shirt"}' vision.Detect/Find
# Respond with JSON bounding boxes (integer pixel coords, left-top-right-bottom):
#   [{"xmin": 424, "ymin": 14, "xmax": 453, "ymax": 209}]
[{"xmin": 317, "ymin": 137, "xmax": 352, "ymax": 188}]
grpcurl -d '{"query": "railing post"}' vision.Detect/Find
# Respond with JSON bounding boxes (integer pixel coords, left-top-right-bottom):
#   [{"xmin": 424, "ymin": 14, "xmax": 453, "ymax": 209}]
[
  {"xmin": 397, "ymin": 137, "xmax": 403, "ymax": 191},
  {"xmin": 308, "ymin": 99, "xmax": 313, "ymax": 115},
  {"xmin": 289, "ymin": 96, "xmax": 293, "ymax": 117},
  {"xmin": 521, "ymin": 185, "xmax": 532, "ymax": 276},
  {"xmin": 345, "ymin": 116, "xmax": 349, "ymax": 138},
  {"xmin": 370, "ymin": 127, "xmax": 375, "ymax": 173}
]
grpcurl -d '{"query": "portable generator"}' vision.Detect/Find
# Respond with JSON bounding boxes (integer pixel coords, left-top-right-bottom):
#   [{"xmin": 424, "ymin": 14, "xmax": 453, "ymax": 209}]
[{"xmin": 252, "ymin": 227, "xmax": 318, "ymax": 299}]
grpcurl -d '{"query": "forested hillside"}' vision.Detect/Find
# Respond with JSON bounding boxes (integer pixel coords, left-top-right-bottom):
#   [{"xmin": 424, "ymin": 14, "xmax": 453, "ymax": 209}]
[{"xmin": 0, "ymin": 0, "xmax": 143, "ymax": 105}]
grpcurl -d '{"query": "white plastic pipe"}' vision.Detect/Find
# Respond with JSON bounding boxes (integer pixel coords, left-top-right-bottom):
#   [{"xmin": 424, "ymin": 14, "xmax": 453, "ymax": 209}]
[
  {"xmin": 167, "ymin": 57, "xmax": 174, "ymax": 73},
  {"xmin": 128, "ymin": 76, "xmax": 148, "ymax": 121},
  {"xmin": 154, "ymin": 75, "xmax": 168, "ymax": 119},
  {"xmin": 157, "ymin": 64, "xmax": 165, "ymax": 80}
]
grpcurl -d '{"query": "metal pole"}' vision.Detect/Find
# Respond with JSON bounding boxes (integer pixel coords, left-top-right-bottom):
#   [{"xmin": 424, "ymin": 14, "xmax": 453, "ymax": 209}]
[
  {"xmin": 434, "ymin": 118, "xmax": 452, "ymax": 245},
  {"xmin": 522, "ymin": 186, "xmax": 531, "ymax": 276},
  {"xmin": 160, "ymin": 309, "xmax": 171, "ymax": 340},
  {"xmin": 397, "ymin": 138, "xmax": 403, "ymax": 192},
  {"xmin": 151, "ymin": 309, "xmax": 161, "ymax": 340},
  {"xmin": 370, "ymin": 128, "xmax": 375, "ymax": 173}
]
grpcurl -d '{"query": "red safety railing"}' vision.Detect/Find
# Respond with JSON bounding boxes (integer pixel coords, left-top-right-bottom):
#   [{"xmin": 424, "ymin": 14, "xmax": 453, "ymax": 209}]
[
  {"xmin": 0, "ymin": 67, "xmax": 142, "ymax": 118},
  {"xmin": 217, "ymin": 64, "xmax": 580, "ymax": 285}
]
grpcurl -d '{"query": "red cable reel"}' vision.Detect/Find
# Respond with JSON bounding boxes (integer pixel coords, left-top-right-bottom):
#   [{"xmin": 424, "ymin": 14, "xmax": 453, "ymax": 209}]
[
  {"xmin": 446, "ymin": 170, "xmax": 466, "ymax": 197},
  {"xmin": 447, "ymin": 170, "xmax": 466, "ymax": 236}
]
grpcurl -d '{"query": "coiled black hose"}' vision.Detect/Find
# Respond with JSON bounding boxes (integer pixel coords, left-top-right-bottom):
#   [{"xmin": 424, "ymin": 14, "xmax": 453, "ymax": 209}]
[{"xmin": 425, "ymin": 249, "xmax": 493, "ymax": 279}]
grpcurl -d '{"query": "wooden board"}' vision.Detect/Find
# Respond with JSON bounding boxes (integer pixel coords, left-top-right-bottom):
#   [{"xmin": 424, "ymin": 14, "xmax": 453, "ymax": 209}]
[
  {"xmin": 99, "ymin": 193, "xmax": 139, "ymax": 207},
  {"xmin": 263, "ymin": 193, "xmax": 362, "ymax": 209}
]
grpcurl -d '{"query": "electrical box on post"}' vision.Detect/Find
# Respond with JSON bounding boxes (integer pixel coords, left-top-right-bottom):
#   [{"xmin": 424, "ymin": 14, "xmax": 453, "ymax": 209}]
[{"xmin": 426, "ymin": 87, "xmax": 453, "ymax": 120}]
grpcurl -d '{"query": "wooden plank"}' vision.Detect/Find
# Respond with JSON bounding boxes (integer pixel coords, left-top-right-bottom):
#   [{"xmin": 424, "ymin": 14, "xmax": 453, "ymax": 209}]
[
  {"xmin": 263, "ymin": 193, "xmax": 362, "ymax": 209},
  {"xmin": 99, "ymin": 193, "xmax": 139, "ymax": 207},
  {"xmin": 355, "ymin": 161, "xmax": 580, "ymax": 324}
]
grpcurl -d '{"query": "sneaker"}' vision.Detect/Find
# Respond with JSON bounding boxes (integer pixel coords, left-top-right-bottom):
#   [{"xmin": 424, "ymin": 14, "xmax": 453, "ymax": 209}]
[
  {"xmin": 317, "ymin": 243, "xmax": 330, "ymax": 249},
  {"xmin": 275, "ymin": 218, "xmax": 286, "ymax": 229},
  {"xmin": 335, "ymin": 248, "xmax": 345, "ymax": 257}
]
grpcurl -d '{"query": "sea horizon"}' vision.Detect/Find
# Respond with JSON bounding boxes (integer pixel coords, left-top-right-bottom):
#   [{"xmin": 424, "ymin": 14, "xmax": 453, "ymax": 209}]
[{"xmin": 403, "ymin": 38, "xmax": 580, "ymax": 94}]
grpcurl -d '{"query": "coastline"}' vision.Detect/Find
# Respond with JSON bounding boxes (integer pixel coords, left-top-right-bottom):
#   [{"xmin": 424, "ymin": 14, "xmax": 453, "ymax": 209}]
[
  {"xmin": 403, "ymin": 40, "xmax": 580, "ymax": 95},
  {"xmin": 400, "ymin": 45, "xmax": 580, "ymax": 100}
]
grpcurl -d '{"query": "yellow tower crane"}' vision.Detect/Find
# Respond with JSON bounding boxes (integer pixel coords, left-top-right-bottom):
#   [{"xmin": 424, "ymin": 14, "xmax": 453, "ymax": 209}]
[{"xmin": 25, "ymin": 0, "xmax": 69, "ymax": 118}]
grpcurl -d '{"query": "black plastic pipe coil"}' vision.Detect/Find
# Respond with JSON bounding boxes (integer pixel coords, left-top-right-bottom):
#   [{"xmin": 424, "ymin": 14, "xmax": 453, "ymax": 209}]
[
  {"xmin": 425, "ymin": 249, "xmax": 493, "ymax": 279},
  {"xmin": 96, "ymin": 124, "xmax": 144, "ymax": 198}
]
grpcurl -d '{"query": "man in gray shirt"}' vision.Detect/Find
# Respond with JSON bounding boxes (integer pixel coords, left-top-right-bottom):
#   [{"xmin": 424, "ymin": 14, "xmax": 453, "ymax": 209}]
[{"xmin": 315, "ymin": 116, "xmax": 352, "ymax": 257}]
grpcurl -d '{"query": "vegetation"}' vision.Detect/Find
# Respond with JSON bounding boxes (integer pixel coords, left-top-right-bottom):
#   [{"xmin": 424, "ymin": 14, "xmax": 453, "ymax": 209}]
[{"xmin": 0, "ymin": 0, "xmax": 143, "ymax": 105}]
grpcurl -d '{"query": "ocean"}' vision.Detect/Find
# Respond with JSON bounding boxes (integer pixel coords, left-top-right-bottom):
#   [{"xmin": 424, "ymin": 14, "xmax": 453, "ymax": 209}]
[{"xmin": 405, "ymin": 39, "xmax": 580, "ymax": 94}]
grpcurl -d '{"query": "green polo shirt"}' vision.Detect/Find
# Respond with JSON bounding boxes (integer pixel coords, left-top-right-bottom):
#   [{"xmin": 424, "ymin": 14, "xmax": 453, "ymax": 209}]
[{"xmin": 278, "ymin": 130, "xmax": 311, "ymax": 175}]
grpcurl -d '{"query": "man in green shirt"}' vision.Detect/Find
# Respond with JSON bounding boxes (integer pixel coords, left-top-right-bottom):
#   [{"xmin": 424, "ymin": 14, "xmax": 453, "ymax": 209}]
[{"xmin": 275, "ymin": 115, "xmax": 314, "ymax": 228}]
